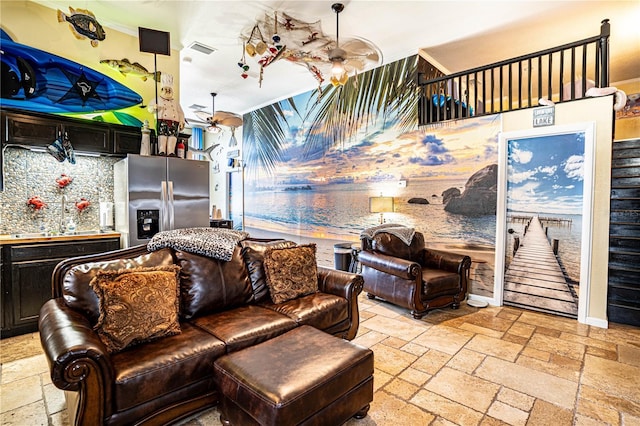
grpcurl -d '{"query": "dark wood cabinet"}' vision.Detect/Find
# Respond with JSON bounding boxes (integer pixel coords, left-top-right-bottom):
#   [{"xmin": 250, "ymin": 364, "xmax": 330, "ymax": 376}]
[
  {"xmin": 113, "ymin": 127, "xmax": 142, "ymax": 155},
  {"xmin": 9, "ymin": 259, "xmax": 60, "ymax": 328},
  {"xmin": 4, "ymin": 110, "xmax": 111, "ymax": 153},
  {"xmin": 5, "ymin": 112, "xmax": 59, "ymax": 146},
  {"xmin": 1, "ymin": 237, "xmax": 120, "ymax": 338},
  {"xmin": 2, "ymin": 109, "xmax": 143, "ymax": 157},
  {"xmin": 64, "ymin": 121, "xmax": 111, "ymax": 153}
]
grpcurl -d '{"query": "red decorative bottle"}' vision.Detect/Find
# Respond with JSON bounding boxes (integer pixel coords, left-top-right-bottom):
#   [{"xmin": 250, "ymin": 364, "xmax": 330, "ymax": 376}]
[{"xmin": 176, "ymin": 140, "xmax": 185, "ymax": 158}]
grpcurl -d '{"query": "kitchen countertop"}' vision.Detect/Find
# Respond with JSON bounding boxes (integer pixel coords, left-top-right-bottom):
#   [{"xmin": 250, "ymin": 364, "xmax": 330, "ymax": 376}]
[{"xmin": 0, "ymin": 231, "xmax": 121, "ymax": 245}]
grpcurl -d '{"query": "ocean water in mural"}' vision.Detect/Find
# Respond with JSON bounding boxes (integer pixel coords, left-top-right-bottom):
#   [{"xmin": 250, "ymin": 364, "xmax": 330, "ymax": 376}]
[{"xmin": 246, "ymin": 179, "xmax": 496, "ymax": 246}]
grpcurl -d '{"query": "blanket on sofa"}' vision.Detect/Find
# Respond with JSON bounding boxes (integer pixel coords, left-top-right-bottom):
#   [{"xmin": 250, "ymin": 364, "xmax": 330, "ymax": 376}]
[
  {"xmin": 360, "ymin": 223, "xmax": 415, "ymax": 246},
  {"xmin": 147, "ymin": 227, "xmax": 249, "ymax": 261}
]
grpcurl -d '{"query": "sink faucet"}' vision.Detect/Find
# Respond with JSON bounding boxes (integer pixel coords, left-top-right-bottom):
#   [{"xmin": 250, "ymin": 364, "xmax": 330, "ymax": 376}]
[{"xmin": 60, "ymin": 195, "xmax": 68, "ymax": 234}]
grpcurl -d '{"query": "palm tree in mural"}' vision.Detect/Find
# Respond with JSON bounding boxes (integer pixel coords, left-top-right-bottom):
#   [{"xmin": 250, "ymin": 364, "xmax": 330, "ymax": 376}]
[{"xmin": 243, "ymin": 55, "xmax": 423, "ymax": 176}]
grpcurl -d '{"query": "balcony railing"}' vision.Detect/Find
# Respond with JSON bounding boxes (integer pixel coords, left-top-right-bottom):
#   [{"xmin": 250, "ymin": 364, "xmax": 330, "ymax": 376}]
[{"xmin": 417, "ymin": 20, "xmax": 611, "ymax": 126}]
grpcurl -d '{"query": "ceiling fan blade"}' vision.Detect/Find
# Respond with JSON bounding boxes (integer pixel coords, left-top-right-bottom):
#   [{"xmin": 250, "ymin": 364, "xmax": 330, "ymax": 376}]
[
  {"xmin": 366, "ymin": 51, "xmax": 381, "ymax": 62},
  {"xmin": 345, "ymin": 59, "xmax": 366, "ymax": 72},
  {"xmin": 195, "ymin": 110, "xmax": 213, "ymax": 122},
  {"xmin": 212, "ymin": 111, "xmax": 243, "ymax": 128},
  {"xmin": 340, "ymin": 38, "xmax": 382, "ymax": 67},
  {"xmin": 218, "ymin": 117, "xmax": 243, "ymax": 128}
]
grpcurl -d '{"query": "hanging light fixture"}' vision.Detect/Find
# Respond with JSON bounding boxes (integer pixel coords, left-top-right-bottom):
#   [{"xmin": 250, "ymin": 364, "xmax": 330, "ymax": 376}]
[{"xmin": 328, "ymin": 3, "xmax": 348, "ymax": 87}]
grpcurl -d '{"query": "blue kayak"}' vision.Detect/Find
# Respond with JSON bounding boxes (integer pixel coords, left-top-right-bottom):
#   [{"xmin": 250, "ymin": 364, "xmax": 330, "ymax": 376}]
[{"xmin": 0, "ymin": 29, "xmax": 142, "ymax": 114}]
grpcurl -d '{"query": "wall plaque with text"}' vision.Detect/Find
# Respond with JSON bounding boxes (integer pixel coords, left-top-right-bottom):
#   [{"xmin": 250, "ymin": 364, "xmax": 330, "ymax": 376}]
[{"xmin": 533, "ymin": 106, "xmax": 555, "ymax": 127}]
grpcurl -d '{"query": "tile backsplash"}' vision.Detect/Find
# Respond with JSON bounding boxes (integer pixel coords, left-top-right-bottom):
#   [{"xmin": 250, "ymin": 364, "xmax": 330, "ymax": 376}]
[{"xmin": 0, "ymin": 147, "xmax": 119, "ymax": 234}]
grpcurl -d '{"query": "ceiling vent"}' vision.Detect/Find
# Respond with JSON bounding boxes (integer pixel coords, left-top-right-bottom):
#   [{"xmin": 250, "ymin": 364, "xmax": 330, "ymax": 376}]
[
  {"xmin": 187, "ymin": 41, "xmax": 216, "ymax": 55},
  {"xmin": 189, "ymin": 104, "xmax": 207, "ymax": 111}
]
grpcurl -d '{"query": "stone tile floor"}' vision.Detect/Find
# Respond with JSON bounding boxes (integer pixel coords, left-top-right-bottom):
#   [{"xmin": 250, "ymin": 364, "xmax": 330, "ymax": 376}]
[{"xmin": 2, "ymin": 294, "xmax": 640, "ymax": 425}]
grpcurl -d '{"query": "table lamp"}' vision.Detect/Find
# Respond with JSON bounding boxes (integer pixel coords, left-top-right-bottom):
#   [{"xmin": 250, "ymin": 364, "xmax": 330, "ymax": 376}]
[{"xmin": 369, "ymin": 196, "xmax": 394, "ymax": 224}]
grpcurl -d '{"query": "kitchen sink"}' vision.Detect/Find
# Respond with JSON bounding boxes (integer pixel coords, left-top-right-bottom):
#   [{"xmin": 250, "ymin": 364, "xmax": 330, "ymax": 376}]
[
  {"xmin": 9, "ymin": 230, "xmax": 106, "ymax": 239},
  {"xmin": 9, "ymin": 232, "xmax": 52, "ymax": 238},
  {"xmin": 63, "ymin": 230, "xmax": 105, "ymax": 236}
]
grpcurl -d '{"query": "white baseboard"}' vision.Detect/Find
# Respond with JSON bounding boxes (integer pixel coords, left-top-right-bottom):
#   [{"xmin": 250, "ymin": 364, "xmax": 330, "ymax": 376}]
[
  {"xmin": 467, "ymin": 294, "xmax": 497, "ymax": 306},
  {"xmin": 584, "ymin": 316, "xmax": 608, "ymax": 329}
]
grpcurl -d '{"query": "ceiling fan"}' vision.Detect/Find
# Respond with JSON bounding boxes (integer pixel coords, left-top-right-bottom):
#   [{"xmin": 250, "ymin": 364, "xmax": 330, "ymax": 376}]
[
  {"xmin": 243, "ymin": 4, "xmax": 381, "ymax": 87},
  {"xmin": 195, "ymin": 92, "xmax": 243, "ymax": 134}
]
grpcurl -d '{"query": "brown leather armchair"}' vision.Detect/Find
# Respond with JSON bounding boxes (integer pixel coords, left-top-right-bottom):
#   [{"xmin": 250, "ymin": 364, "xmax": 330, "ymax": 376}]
[{"xmin": 359, "ymin": 231, "xmax": 471, "ymax": 319}]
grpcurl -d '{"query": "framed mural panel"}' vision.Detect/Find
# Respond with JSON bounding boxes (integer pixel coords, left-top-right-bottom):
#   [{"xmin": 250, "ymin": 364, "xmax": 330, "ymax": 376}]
[
  {"xmin": 243, "ymin": 87, "xmax": 501, "ymax": 298},
  {"xmin": 495, "ymin": 122, "xmax": 595, "ymax": 324}
]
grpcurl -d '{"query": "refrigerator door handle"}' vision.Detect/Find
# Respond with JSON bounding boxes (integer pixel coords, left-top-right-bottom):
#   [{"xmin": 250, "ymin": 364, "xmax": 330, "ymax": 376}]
[
  {"xmin": 167, "ymin": 180, "xmax": 175, "ymax": 230},
  {"xmin": 160, "ymin": 180, "xmax": 168, "ymax": 231}
]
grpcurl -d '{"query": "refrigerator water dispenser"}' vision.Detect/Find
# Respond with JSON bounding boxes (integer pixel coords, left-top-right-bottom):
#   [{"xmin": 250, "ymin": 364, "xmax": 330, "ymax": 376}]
[{"xmin": 137, "ymin": 209, "xmax": 159, "ymax": 240}]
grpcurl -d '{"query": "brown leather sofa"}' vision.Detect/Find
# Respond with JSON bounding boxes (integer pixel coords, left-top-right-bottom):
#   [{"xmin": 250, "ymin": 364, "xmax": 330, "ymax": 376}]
[
  {"xmin": 38, "ymin": 239, "xmax": 363, "ymax": 426},
  {"xmin": 358, "ymin": 231, "xmax": 471, "ymax": 319}
]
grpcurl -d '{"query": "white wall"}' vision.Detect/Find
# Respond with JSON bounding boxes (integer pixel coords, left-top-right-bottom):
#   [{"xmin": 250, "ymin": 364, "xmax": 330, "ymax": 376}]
[{"xmin": 205, "ymin": 126, "xmax": 243, "ymax": 223}]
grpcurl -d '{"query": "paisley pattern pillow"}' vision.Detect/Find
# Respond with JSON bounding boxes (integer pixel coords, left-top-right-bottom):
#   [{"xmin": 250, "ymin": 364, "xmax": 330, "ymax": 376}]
[
  {"xmin": 90, "ymin": 266, "xmax": 181, "ymax": 353},
  {"xmin": 263, "ymin": 244, "xmax": 318, "ymax": 304}
]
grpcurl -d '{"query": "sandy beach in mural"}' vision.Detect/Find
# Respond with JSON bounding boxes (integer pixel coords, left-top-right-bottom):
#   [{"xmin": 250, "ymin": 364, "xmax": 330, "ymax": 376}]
[{"xmin": 246, "ymin": 219, "xmax": 496, "ymax": 298}]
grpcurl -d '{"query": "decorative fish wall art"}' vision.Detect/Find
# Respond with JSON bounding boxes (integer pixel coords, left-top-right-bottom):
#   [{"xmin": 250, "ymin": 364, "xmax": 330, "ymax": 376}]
[
  {"xmin": 57, "ymin": 7, "xmax": 105, "ymax": 47},
  {"xmin": 100, "ymin": 59, "xmax": 161, "ymax": 82}
]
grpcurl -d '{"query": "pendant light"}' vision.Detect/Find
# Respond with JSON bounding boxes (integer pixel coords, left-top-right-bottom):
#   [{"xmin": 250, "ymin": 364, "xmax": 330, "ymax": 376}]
[{"xmin": 328, "ymin": 3, "xmax": 348, "ymax": 87}]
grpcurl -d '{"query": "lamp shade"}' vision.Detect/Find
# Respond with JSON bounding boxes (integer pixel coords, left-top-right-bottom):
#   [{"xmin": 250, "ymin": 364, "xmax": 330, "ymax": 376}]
[{"xmin": 369, "ymin": 196, "xmax": 394, "ymax": 213}]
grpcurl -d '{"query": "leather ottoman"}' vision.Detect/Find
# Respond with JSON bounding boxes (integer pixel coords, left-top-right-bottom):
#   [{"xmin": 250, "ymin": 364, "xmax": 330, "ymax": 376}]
[{"xmin": 214, "ymin": 325, "xmax": 374, "ymax": 425}]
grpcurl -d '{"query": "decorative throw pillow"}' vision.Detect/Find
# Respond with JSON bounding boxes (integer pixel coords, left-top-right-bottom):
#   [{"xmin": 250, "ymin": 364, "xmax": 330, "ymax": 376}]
[
  {"xmin": 263, "ymin": 244, "xmax": 318, "ymax": 304},
  {"xmin": 63, "ymin": 248, "xmax": 175, "ymax": 325},
  {"xmin": 240, "ymin": 240, "xmax": 297, "ymax": 303},
  {"xmin": 90, "ymin": 265, "xmax": 181, "ymax": 353}
]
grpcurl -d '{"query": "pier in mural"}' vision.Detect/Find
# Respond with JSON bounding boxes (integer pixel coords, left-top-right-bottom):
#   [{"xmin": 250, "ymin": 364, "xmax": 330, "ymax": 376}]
[{"xmin": 502, "ymin": 130, "xmax": 587, "ymax": 317}]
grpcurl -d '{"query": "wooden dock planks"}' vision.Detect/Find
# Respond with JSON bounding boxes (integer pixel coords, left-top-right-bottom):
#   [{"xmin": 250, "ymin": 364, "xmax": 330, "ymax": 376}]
[{"xmin": 504, "ymin": 216, "xmax": 578, "ymax": 317}]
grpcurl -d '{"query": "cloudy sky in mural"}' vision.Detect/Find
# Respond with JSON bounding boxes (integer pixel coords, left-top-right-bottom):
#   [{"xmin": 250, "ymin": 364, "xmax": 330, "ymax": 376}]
[
  {"xmin": 261, "ymin": 92, "xmax": 500, "ymax": 186},
  {"xmin": 507, "ymin": 132, "xmax": 585, "ymax": 215}
]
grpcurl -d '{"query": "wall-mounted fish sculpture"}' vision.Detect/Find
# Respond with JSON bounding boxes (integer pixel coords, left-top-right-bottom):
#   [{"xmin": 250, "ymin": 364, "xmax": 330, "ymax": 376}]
[
  {"xmin": 188, "ymin": 143, "xmax": 220, "ymax": 161},
  {"xmin": 57, "ymin": 7, "xmax": 105, "ymax": 47},
  {"xmin": 100, "ymin": 59, "xmax": 161, "ymax": 82}
]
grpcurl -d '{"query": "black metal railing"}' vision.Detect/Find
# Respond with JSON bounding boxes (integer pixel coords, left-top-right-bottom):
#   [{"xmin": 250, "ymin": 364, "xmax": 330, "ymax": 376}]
[{"xmin": 417, "ymin": 20, "xmax": 611, "ymax": 126}]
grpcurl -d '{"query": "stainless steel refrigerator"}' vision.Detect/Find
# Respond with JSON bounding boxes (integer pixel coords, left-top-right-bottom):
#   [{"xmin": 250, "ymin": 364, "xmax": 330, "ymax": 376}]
[{"xmin": 114, "ymin": 154, "xmax": 210, "ymax": 247}]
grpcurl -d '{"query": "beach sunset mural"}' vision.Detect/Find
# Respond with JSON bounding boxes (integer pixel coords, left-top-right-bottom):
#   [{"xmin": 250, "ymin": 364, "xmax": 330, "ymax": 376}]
[{"xmin": 244, "ymin": 84, "xmax": 500, "ymax": 296}]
